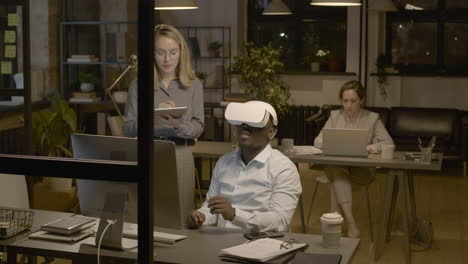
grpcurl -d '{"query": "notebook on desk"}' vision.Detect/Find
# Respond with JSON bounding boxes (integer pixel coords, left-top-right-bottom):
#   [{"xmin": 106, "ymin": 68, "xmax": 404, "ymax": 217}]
[
  {"xmin": 219, "ymin": 238, "xmax": 307, "ymax": 263},
  {"xmin": 322, "ymin": 128, "xmax": 369, "ymax": 157}
]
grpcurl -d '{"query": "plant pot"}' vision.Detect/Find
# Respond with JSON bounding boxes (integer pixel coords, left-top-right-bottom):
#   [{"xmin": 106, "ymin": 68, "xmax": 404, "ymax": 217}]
[
  {"xmin": 328, "ymin": 57, "xmax": 344, "ymax": 72},
  {"xmin": 311, "ymin": 62, "xmax": 320, "ymax": 72},
  {"xmin": 80, "ymin": 83, "xmax": 94, "ymax": 93},
  {"xmin": 112, "ymin": 91, "xmax": 128, "ymax": 103},
  {"xmin": 48, "ymin": 177, "xmax": 73, "ymax": 191}
]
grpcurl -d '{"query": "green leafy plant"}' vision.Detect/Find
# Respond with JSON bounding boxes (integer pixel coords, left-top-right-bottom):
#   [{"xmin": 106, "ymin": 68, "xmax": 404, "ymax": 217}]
[
  {"xmin": 78, "ymin": 72, "xmax": 99, "ymax": 85},
  {"xmin": 195, "ymin": 71, "xmax": 207, "ymax": 80},
  {"xmin": 207, "ymin": 41, "xmax": 223, "ymax": 51},
  {"xmin": 231, "ymin": 42, "xmax": 290, "ymax": 114},
  {"xmin": 32, "ymin": 94, "xmax": 77, "ymax": 157},
  {"xmin": 302, "ymin": 33, "xmax": 330, "ymax": 65},
  {"xmin": 376, "ymin": 54, "xmax": 389, "ymax": 100}
]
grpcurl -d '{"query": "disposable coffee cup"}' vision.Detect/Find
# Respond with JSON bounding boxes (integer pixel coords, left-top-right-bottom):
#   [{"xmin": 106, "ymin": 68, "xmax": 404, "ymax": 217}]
[
  {"xmin": 381, "ymin": 144, "xmax": 395, "ymax": 160},
  {"xmin": 281, "ymin": 138, "xmax": 294, "ymax": 154},
  {"xmin": 320, "ymin": 212, "xmax": 344, "ymax": 249}
]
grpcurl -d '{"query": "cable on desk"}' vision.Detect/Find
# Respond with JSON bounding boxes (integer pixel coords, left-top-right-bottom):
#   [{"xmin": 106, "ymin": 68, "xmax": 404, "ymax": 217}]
[{"xmin": 97, "ymin": 219, "xmax": 117, "ymax": 264}]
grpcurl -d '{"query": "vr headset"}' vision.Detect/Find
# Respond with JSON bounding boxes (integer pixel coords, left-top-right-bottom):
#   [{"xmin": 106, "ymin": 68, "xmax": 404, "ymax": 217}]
[{"xmin": 225, "ymin": 101, "xmax": 278, "ymax": 128}]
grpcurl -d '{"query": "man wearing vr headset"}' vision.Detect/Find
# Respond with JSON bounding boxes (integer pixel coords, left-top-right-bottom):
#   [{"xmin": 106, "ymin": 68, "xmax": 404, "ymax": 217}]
[{"xmin": 187, "ymin": 101, "xmax": 302, "ymax": 232}]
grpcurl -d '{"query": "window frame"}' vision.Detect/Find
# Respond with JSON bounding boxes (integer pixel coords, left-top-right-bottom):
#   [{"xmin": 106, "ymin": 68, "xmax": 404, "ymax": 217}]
[
  {"xmin": 0, "ymin": 0, "xmax": 155, "ymax": 262},
  {"xmin": 385, "ymin": 0, "xmax": 468, "ymax": 75},
  {"xmin": 247, "ymin": 0, "xmax": 347, "ymax": 72}
]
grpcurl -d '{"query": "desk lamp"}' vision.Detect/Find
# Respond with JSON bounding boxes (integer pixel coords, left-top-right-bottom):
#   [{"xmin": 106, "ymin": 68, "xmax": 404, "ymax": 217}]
[{"xmin": 106, "ymin": 54, "xmax": 137, "ymax": 121}]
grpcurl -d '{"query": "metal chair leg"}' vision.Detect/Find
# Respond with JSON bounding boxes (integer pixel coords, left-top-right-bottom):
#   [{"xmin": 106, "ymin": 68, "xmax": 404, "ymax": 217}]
[
  {"xmin": 464, "ymin": 161, "xmax": 467, "ymax": 177},
  {"xmin": 299, "ymin": 194, "xmax": 306, "ymax": 233},
  {"xmin": 306, "ymin": 180, "xmax": 320, "ymax": 228},
  {"xmin": 194, "ymin": 168, "xmax": 203, "ymax": 205}
]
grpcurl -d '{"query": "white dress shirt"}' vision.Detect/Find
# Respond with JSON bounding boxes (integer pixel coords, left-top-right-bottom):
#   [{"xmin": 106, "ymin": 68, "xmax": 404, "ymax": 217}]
[{"xmin": 198, "ymin": 144, "xmax": 302, "ymax": 232}]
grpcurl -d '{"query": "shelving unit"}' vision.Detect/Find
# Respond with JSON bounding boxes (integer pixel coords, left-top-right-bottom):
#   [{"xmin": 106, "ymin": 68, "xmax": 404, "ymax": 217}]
[
  {"xmin": 177, "ymin": 26, "xmax": 231, "ymax": 103},
  {"xmin": 59, "ymin": 21, "xmax": 137, "ymax": 103}
]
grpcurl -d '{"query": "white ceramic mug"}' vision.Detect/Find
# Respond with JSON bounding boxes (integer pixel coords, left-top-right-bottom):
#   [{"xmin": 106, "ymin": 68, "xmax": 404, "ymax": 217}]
[
  {"xmin": 381, "ymin": 144, "xmax": 395, "ymax": 160},
  {"xmin": 320, "ymin": 212, "xmax": 343, "ymax": 248},
  {"xmin": 281, "ymin": 138, "xmax": 294, "ymax": 154}
]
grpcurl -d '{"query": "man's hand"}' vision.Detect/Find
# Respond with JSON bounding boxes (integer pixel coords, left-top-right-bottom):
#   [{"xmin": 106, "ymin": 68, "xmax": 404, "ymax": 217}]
[
  {"xmin": 208, "ymin": 196, "xmax": 235, "ymax": 221},
  {"xmin": 186, "ymin": 210, "xmax": 205, "ymax": 229}
]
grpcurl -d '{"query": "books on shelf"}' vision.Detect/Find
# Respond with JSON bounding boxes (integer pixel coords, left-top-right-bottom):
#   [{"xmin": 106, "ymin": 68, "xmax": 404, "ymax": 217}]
[
  {"xmin": 72, "ymin": 92, "xmax": 96, "ymax": 98},
  {"xmin": 70, "ymin": 92, "xmax": 101, "ymax": 103},
  {"xmin": 219, "ymin": 238, "xmax": 307, "ymax": 263},
  {"xmin": 69, "ymin": 97, "xmax": 101, "ymax": 103},
  {"xmin": 67, "ymin": 54, "xmax": 99, "ymax": 63}
]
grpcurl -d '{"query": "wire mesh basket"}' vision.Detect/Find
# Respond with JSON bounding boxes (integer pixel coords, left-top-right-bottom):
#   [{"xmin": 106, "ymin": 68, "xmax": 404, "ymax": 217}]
[{"xmin": 0, "ymin": 207, "xmax": 34, "ymax": 239}]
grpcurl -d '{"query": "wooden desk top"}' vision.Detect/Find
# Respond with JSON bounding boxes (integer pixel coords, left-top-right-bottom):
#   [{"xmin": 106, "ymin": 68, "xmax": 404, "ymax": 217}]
[
  {"xmin": 7, "ymin": 210, "xmax": 360, "ymax": 264},
  {"xmin": 191, "ymin": 141, "xmax": 443, "ymax": 171}
]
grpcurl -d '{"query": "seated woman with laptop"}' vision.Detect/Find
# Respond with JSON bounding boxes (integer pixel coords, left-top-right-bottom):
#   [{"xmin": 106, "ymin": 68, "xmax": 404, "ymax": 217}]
[{"xmin": 314, "ymin": 80, "xmax": 394, "ymax": 238}]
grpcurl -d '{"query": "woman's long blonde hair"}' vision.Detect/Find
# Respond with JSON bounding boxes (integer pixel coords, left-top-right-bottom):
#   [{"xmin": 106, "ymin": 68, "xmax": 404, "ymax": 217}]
[{"xmin": 154, "ymin": 24, "xmax": 196, "ymax": 88}]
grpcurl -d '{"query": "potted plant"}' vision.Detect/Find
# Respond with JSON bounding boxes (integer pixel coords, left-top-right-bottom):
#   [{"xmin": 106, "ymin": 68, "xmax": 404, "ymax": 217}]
[
  {"xmin": 303, "ymin": 49, "xmax": 330, "ymax": 72},
  {"xmin": 109, "ymin": 67, "xmax": 136, "ymax": 103},
  {"xmin": 195, "ymin": 71, "xmax": 208, "ymax": 87},
  {"xmin": 302, "ymin": 33, "xmax": 329, "ymax": 72},
  {"xmin": 32, "ymin": 94, "xmax": 78, "ymax": 191},
  {"xmin": 208, "ymin": 41, "xmax": 223, "ymax": 57},
  {"xmin": 231, "ymin": 42, "xmax": 290, "ymax": 114},
  {"xmin": 78, "ymin": 72, "xmax": 99, "ymax": 93},
  {"xmin": 375, "ymin": 54, "xmax": 389, "ymax": 100}
]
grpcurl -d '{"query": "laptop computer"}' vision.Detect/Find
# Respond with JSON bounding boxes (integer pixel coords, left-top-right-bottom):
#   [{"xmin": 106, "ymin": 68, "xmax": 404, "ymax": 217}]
[
  {"xmin": 71, "ymin": 133, "xmax": 183, "ymax": 229},
  {"xmin": 322, "ymin": 128, "xmax": 369, "ymax": 157}
]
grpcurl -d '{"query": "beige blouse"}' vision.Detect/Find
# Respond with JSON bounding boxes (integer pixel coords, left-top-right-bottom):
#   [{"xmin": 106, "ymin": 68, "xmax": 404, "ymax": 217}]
[{"xmin": 314, "ymin": 109, "xmax": 394, "ymax": 153}]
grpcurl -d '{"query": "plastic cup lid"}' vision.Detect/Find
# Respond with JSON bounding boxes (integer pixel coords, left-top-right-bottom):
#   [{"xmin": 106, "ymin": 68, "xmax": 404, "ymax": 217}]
[{"xmin": 320, "ymin": 212, "xmax": 344, "ymax": 224}]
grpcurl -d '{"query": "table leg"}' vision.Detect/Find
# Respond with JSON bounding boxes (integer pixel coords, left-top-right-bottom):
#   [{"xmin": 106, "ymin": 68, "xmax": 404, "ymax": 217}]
[
  {"xmin": 374, "ymin": 170, "xmax": 396, "ymax": 260},
  {"xmin": 6, "ymin": 249, "xmax": 16, "ymax": 264},
  {"xmin": 386, "ymin": 176, "xmax": 399, "ymax": 242},
  {"xmin": 298, "ymin": 194, "xmax": 306, "ymax": 233},
  {"xmin": 398, "ymin": 172, "xmax": 412, "ymax": 264},
  {"xmin": 407, "ymin": 171, "xmax": 417, "ymax": 222}
]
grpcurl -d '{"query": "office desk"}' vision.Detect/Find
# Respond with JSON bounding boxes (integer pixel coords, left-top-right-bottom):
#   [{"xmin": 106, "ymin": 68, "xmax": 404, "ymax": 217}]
[
  {"xmin": 6, "ymin": 211, "xmax": 359, "ymax": 264},
  {"xmin": 190, "ymin": 141, "xmax": 444, "ymax": 264}
]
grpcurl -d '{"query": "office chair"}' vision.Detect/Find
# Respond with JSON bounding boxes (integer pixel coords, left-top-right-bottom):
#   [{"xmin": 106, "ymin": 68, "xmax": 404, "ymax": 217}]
[{"xmin": 305, "ymin": 173, "xmax": 376, "ymax": 241}]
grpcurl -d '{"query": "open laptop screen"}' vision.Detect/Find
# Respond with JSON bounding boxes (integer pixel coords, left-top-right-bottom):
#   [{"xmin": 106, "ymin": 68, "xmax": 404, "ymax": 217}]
[
  {"xmin": 71, "ymin": 133, "xmax": 183, "ymax": 229},
  {"xmin": 322, "ymin": 128, "xmax": 369, "ymax": 157}
]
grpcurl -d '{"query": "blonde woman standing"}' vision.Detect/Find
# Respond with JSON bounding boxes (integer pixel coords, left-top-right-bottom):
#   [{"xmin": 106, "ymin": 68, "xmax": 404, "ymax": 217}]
[{"xmin": 123, "ymin": 24, "xmax": 204, "ymax": 223}]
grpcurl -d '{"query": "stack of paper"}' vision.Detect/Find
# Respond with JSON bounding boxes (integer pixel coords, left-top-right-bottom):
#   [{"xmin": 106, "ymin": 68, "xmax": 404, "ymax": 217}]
[
  {"xmin": 293, "ymin": 146, "xmax": 323, "ymax": 155},
  {"xmin": 219, "ymin": 238, "xmax": 307, "ymax": 263}
]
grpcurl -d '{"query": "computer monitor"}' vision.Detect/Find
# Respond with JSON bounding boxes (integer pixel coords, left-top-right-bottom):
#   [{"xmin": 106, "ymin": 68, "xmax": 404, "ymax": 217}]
[{"xmin": 71, "ymin": 133, "xmax": 183, "ymax": 229}]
